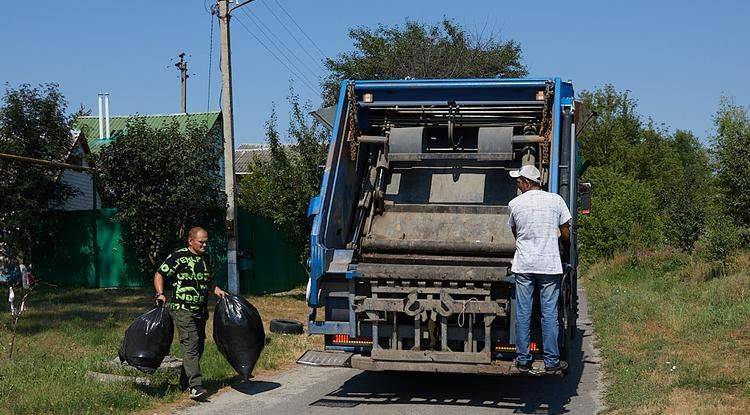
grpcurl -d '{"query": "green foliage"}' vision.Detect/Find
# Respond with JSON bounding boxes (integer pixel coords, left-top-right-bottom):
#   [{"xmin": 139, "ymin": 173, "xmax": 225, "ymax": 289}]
[
  {"xmin": 578, "ymin": 167, "xmax": 664, "ymax": 259},
  {"xmin": 322, "ymin": 19, "xmax": 527, "ymax": 105},
  {"xmin": 576, "ymin": 85, "xmax": 642, "ymax": 170},
  {"xmin": 694, "ymin": 201, "xmax": 743, "ymax": 263},
  {"xmin": 664, "ymin": 130, "xmax": 712, "ymax": 251},
  {"xmin": 712, "ymin": 97, "xmax": 750, "ymax": 229},
  {"xmin": 0, "ymin": 83, "xmax": 77, "ymax": 263},
  {"xmin": 92, "ymin": 117, "xmax": 225, "ymax": 274},
  {"xmin": 238, "ymin": 91, "xmax": 328, "ymax": 260},
  {"xmin": 577, "ymin": 85, "xmax": 713, "ymax": 257}
]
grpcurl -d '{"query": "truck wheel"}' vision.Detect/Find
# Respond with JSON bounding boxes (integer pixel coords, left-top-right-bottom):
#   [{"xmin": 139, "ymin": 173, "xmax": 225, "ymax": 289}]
[
  {"xmin": 558, "ymin": 277, "xmax": 572, "ymax": 371},
  {"xmin": 270, "ymin": 319, "xmax": 304, "ymax": 335}
]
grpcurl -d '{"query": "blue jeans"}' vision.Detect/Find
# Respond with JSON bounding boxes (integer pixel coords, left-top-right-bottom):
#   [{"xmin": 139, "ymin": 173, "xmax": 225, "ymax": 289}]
[{"xmin": 514, "ymin": 273, "xmax": 561, "ymax": 367}]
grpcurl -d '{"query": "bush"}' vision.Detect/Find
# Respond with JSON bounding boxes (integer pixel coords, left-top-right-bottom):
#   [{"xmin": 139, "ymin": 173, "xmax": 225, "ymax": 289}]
[
  {"xmin": 694, "ymin": 205, "xmax": 743, "ymax": 264},
  {"xmin": 578, "ymin": 166, "xmax": 664, "ymax": 261}
]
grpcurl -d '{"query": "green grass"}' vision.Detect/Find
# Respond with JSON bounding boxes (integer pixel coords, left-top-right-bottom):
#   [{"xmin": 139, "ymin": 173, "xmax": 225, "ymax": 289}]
[
  {"xmin": 583, "ymin": 250, "xmax": 750, "ymax": 414},
  {"xmin": 0, "ymin": 287, "xmax": 321, "ymax": 415}
]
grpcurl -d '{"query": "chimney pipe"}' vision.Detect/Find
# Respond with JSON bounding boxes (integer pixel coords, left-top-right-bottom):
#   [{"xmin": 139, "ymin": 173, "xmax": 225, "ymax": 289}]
[
  {"xmin": 97, "ymin": 93, "xmax": 104, "ymax": 139},
  {"xmin": 104, "ymin": 93, "xmax": 111, "ymax": 138}
]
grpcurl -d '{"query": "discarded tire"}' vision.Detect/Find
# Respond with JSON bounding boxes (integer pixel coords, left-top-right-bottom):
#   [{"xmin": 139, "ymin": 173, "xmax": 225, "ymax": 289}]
[
  {"xmin": 214, "ymin": 294, "xmax": 266, "ymax": 380},
  {"xmin": 269, "ymin": 319, "xmax": 304, "ymax": 335},
  {"xmin": 118, "ymin": 305, "xmax": 174, "ymax": 374}
]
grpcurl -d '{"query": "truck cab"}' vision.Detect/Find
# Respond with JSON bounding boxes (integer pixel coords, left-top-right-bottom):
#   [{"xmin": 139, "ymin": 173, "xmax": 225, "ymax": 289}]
[{"xmin": 304, "ymin": 78, "xmax": 584, "ymax": 374}]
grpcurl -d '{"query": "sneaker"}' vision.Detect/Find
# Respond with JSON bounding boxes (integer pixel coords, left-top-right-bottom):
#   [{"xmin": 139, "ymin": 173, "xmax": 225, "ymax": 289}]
[
  {"xmin": 545, "ymin": 360, "xmax": 569, "ymax": 373},
  {"xmin": 189, "ymin": 387, "xmax": 207, "ymax": 400},
  {"xmin": 516, "ymin": 360, "xmax": 533, "ymax": 373}
]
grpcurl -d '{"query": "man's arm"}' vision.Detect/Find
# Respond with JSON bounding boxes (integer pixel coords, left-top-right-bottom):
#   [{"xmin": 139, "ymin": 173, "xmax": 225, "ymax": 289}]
[
  {"xmin": 154, "ymin": 272, "xmax": 167, "ymax": 304},
  {"xmin": 559, "ymin": 222, "xmax": 571, "ymax": 263}
]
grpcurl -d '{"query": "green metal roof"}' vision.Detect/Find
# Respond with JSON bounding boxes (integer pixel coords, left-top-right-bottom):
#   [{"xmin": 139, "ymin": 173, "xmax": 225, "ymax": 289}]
[{"xmin": 73, "ymin": 111, "xmax": 222, "ymax": 153}]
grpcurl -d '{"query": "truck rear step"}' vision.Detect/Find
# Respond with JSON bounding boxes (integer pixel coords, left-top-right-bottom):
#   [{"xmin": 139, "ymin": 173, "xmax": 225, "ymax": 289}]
[{"xmin": 297, "ymin": 350, "xmax": 353, "ymax": 367}]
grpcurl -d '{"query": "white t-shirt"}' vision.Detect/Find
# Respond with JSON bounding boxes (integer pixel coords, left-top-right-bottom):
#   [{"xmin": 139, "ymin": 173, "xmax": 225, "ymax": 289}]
[{"xmin": 507, "ymin": 190, "xmax": 572, "ymax": 275}]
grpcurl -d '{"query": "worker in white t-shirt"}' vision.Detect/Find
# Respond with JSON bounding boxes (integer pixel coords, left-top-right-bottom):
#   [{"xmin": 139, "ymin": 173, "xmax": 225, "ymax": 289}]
[{"xmin": 507, "ymin": 164, "xmax": 572, "ymax": 373}]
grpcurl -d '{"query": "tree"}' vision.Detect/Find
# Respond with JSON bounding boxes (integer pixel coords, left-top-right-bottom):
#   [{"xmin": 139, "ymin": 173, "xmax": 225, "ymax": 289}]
[
  {"xmin": 663, "ymin": 130, "xmax": 711, "ymax": 251},
  {"xmin": 577, "ymin": 85, "xmax": 642, "ymax": 171},
  {"xmin": 238, "ymin": 91, "xmax": 328, "ymax": 260},
  {"xmin": 578, "ymin": 166, "xmax": 664, "ymax": 260},
  {"xmin": 322, "ymin": 19, "xmax": 527, "ymax": 105},
  {"xmin": 577, "ymin": 85, "xmax": 714, "ymax": 257},
  {"xmin": 92, "ymin": 117, "xmax": 226, "ymax": 274},
  {"xmin": 0, "ymin": 83, "xmax": 76, "ymax": 264},
  {"xmin": 712, "ymin": 97, "xmax": 750, "ymax": 230}
]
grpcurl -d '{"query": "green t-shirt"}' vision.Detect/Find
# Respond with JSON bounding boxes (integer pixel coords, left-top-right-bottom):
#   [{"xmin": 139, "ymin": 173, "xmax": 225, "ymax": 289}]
[{"xmin": 157, "ymin": 248, "xmax": 213, "ymax": 312}]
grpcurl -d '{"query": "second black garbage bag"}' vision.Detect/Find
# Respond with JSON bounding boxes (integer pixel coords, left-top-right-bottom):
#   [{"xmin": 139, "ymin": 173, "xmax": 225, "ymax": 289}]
[
  {"xmin": 213, "ymin": 294, "xmax": 265, "ymax": 380},
  {"xmin": 118, "ymin": 304, "xmax": 174, "ymax": 374}
]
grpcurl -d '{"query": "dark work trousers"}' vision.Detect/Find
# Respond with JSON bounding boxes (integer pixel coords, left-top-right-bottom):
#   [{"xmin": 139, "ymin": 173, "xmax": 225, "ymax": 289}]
[{"xmin": 169, "ymin": 308, "xmax": 207, "ymax": 389}]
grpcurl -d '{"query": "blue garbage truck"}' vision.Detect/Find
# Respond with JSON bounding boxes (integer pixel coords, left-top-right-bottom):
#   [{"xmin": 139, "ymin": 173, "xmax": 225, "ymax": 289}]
[{"xmin": 302, "ymin": 78, "xmax": 590, "ymax": 374}]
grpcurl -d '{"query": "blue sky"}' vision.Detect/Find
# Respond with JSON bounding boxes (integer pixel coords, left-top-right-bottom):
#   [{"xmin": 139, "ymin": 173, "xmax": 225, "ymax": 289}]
[{"xmin": 1, "ymin": 0, "xmax": 747, "ymax": 145}]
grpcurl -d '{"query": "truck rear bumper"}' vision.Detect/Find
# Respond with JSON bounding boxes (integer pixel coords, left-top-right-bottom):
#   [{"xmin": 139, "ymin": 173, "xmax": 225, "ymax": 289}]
[{"xmin": 351, "ymin": 356, "xmax": 560, "ymax": 376}]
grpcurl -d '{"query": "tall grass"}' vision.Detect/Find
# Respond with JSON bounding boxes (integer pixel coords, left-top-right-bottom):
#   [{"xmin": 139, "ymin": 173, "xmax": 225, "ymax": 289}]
[{"xmin": 583, "ymin": 250, "xmax": 750, "ymax": 414}]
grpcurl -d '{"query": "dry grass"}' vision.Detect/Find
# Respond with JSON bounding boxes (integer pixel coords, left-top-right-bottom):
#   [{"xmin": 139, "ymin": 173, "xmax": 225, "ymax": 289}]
[
  {"xmin": 583, "ymin": 250, "xmax": 750, "ymax": 414},
  {"xmin": 0, "ymin": 287, "xmax": 320, "ymax": 415}
]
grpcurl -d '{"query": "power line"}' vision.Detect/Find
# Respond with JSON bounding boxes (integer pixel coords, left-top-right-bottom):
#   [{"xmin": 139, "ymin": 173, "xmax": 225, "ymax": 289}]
[
  {"xmin": 260, "ymin": 0, "xmax": 327, "ymax": 72},
  {"xmin": 233, "ymin": 14, "xmax": 321, "ymax": 95},
  {"xmin": 241, "ymin": 8, "xmax": 322, "ymax": 83},
  {"xmin": 236, "ymin": 11, "xmax": 320, "ymax": 94},
  {"xmin": 238, "ymin": 8, "xmax": 318, "ymax": 89},
  {"xmin": 270, "ymin": 0, "xmax": 329, "ymax": 62}
]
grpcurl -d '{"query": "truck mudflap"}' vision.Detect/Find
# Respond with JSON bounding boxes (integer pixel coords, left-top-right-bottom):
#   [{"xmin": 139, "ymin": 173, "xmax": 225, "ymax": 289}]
[{"xmin": 350, "ymin": 355, "xmax": 564, "ymax": 376}]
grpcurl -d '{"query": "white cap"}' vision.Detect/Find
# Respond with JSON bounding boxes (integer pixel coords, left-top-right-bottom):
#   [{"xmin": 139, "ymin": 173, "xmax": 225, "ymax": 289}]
[{"xmin": 509, "ymin": 165, "xmax": 541, "ymax": 184}]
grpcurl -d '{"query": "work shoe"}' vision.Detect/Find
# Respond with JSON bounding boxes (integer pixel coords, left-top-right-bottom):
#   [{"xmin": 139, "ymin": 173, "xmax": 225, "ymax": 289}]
[
  {"xmin": 189, "ymin": 387, "xmax": 208, "ymax": 400},
  {"xmin": 515, "ymin": 360, "xmax": 533, "ymax": 373},
  {"xmin": 545, "ymin": 360, "xmax": 568, "ymax": 373}
]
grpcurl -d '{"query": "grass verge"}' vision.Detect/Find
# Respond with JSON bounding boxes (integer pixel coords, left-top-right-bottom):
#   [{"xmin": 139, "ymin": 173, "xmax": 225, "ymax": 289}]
[
  {"xmin": 583, "ymin": 250, "xmax": 750, "ymax": 414},
  {"xmin": 0, "ymin": 287, "xmax": 321, "ymax": 415}
]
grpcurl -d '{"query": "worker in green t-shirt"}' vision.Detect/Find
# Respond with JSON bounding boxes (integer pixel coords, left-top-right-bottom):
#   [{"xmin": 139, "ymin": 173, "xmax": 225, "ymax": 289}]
[{"xmin": 154, "ymin": 226, "xmax": 227, "ymax": 401}]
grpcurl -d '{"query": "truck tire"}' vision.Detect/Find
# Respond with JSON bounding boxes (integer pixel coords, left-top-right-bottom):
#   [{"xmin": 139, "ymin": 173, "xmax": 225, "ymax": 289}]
[
  {"xmin": 270, "ymin": 319, "xmax": 304, "ymax": 335},
  {"xmin": 558, "ymin": 276, "xmax": 572, "ymax": 372}
]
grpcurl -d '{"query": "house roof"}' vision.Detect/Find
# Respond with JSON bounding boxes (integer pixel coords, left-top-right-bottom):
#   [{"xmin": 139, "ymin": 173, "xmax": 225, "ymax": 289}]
[
  {"xmin": 235, "ymin": 144, "xmax": 271, "ymax": 173},
  {"xmin": 73, "ymin": 111, "xmax": 222, "ymax": 153}
]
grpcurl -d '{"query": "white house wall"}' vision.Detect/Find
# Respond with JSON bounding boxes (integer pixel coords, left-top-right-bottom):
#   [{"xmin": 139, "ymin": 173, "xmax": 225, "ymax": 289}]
[{"xmin": 56, "ymin": 143, "xmax": 101, "ymax": 211}]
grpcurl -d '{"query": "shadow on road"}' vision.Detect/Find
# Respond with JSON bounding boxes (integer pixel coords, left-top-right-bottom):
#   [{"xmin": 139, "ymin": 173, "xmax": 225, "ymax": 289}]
[
  {"xmin": 231, "ymin": 380, "xmax": 282, "ymax": 395},
  {"xmin": 311, "ymin": 328, "xmax": 586, "ymax": 415}
]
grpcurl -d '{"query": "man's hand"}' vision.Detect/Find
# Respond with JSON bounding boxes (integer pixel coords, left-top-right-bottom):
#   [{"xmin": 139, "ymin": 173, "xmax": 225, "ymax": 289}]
[{"xmin": 214, "ymin": 286, "xmax": 228, "ymax": 299}]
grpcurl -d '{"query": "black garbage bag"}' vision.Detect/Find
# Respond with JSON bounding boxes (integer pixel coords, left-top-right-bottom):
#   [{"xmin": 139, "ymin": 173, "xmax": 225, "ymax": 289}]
[
  {"xmin": 118, "ymin": 304, "xmax": 174, "ymax": 374},
  {"xmin": 213, "ymin": 294, "xmax": 265, "ymax": 380}
]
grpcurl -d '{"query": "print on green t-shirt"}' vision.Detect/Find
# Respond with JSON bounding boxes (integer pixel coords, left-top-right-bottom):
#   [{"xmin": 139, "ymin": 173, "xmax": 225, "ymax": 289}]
[{"xmin": 157, "ymin": 248, "xmax": 213, "ymax": 312}]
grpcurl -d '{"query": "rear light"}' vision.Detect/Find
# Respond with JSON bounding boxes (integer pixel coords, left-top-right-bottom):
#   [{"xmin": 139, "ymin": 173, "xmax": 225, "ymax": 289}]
[
  {"xmin": 495, "ymin": 342, "xmax": 540, "ymax": 353},
  {"xmin": 332, "ymin": 334, "xmax": 373, "ymax": 346}
]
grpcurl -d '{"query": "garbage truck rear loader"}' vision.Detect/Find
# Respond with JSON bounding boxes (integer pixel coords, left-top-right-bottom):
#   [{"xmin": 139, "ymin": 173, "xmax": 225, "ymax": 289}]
[{"xmin": 303, "ymin": 78, "xmax": 588, "ymax": 374}]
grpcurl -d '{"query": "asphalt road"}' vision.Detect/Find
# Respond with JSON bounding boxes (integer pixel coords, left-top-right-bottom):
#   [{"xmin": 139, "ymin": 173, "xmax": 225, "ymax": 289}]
[{"xmin": 177, "ymin": 287, "xmax": 604, "ymax": 415}]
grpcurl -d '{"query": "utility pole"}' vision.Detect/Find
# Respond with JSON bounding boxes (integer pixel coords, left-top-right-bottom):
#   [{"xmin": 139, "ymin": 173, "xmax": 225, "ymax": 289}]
[
  {"xmin": 217, "ymin": 0, "xmax": 256, "ymax": 294},
  {"xmin": 175, "ymin": 52, "xmax": 189, "ymax": 113}
]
